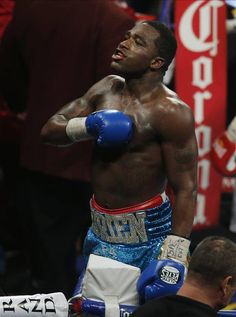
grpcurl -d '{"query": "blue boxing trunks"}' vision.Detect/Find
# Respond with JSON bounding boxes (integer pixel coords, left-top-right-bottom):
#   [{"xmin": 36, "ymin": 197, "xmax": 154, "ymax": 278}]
[{"xmin": 83, "ymin": 192, "xmax": 172, "ymax": 271}]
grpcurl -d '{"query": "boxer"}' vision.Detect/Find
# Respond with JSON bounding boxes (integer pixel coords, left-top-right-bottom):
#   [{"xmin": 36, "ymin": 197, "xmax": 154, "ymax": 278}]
[{"xmin": 41, "ymin": 21, "xmax": 198, "ymax": 315}]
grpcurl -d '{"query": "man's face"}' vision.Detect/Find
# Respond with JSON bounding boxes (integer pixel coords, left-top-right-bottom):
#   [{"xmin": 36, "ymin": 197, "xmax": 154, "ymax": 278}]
[{"xmin": 111, "ymin": 22, "xmax": 159, "ymax": 76}]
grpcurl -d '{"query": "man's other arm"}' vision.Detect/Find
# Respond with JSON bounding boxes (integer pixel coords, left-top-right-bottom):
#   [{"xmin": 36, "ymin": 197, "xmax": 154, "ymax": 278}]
[{"xmin": 160, "ymin": 102, "xmax": 198, "ymax": 238}]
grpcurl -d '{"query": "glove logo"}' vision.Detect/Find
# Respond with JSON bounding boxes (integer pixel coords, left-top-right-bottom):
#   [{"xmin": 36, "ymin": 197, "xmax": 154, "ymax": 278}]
[{"xmin": 159, "ymin": 265, "xmax": 180, "ymax": 285}]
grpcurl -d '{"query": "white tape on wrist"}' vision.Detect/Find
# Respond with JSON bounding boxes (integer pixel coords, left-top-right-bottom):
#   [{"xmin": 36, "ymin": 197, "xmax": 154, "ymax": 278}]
[
  {"xmin": 65, "ymin": 117, "xmax": 92, "ymax": 142},
  {"xmin": 159, "ymin": 234, "xmax": 190, "ymax": 265}
]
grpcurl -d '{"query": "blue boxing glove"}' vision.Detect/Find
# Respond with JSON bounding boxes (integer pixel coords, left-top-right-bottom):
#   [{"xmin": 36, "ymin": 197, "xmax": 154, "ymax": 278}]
[
  {"xmin": 137, "ymin": 259, "xmax": 185, "ymax": 302},
  {"xmin": 85, "ymin": 109, "xmax": 133, "ymax": 146},
  {"xmin": 137, "ymin": 235, "xmax": 190, "ymax": 302}
]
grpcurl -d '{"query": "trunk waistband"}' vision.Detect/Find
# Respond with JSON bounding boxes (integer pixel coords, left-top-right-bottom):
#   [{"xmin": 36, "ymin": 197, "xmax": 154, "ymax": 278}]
[
  {"xmin": 90, "ymin": 192, "xmax": 171, "ymax": 245},
  {"xmin": 91, "ymin": 192, "xmax": 167, "ymax": 215}
]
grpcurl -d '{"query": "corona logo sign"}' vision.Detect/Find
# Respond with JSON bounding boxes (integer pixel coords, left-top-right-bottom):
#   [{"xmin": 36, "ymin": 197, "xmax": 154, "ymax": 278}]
[
  {"xmin": 175, "ymin": 0, "xmax": 226, "ymax": 228},
  {"xmin": 179, "ymin": 0, "xmax": 223, "ymax": 56}
]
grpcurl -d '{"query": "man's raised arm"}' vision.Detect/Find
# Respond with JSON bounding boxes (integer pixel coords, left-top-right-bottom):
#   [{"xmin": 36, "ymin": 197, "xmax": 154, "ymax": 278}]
[
  {"xmin": 40, "ymin": 76, "xmax": 134, "ymax": 148},
  {"xmin": 40, "ymin": 97, "xmax": 93, "ymax": 146},
  {"xmin": 40, "ymin": 77, "xmax": 105, "ymax": 146}
]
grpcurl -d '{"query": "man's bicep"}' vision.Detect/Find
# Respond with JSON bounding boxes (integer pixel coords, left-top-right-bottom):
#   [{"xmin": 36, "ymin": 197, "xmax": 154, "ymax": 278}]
[
  {"xmin": 162, "ymin": 136, "xmax": 198, "ymax": 190},
  {"xmin": 158, "ymin": 102, "xmax": 198, "ymax": 189},
  {"xmin": 55, "ymin": 79, "xmax": 106, "ymax": 120},
  {"xmin": 55, "ymin": 97, "xmax": 91, "ymax": 120}
]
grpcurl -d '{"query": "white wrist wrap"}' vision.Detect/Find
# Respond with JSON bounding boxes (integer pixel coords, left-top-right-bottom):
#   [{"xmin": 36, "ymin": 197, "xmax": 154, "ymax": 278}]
[
  {"xmin": 159, "ymin": 235, "xmax": 190, "ymax": 265},
  {"xmin": 66, "ymin": 117, "xmax": 92, "ymax": 142}
]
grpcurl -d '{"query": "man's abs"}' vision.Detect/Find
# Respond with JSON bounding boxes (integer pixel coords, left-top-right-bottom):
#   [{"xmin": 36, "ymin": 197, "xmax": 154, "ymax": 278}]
[{"xmin": 91, "ymin": 148, "xmax": 166, "ymax": 209}]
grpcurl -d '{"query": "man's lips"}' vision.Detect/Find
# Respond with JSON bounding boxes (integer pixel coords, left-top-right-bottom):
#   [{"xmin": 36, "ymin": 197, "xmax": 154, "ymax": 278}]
[{"xmin": 112, "ymin": 49, "xmax": 126, "ymax": 61}]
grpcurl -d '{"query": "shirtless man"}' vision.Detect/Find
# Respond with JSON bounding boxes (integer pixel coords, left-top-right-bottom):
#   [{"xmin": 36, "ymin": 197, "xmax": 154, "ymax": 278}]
[{"xmin": 41, "ymin": 21, "xmax": 198, "ymax": 308}]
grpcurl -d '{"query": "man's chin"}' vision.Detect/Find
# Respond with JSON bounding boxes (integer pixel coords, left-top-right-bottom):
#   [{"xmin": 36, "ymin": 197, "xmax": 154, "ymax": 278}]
[
  {"xmin": 111, "ymin": 61, "xmax": 125, "ymax": 74},
  {"xmin": 111, "ymin": 60, "xmax": 120, "ymax": 70}
]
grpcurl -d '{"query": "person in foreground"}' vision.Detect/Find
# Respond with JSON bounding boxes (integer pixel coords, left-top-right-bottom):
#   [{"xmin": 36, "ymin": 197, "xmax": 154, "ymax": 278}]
[
  {"xmin": 41, "ymin": 20, "xmax": 198, "ymax": 308},
  {"xmin": 131, "ymin": 236, "xmax": 236, "ymax": 317}
]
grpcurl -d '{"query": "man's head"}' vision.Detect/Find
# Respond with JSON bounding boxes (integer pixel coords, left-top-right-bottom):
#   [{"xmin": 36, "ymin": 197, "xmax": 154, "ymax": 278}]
[
  {"xmin": 111, "ymin": 21, "xmax": 177, "ymax": 78},
  {"xmin": 187, "ymin": 236, "xmax": 236, "ymax": 310}
]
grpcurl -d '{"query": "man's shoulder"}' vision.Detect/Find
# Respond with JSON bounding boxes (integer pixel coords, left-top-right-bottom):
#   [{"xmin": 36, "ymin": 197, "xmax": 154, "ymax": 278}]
[
  {"xmin": 164, "ymin": 95, "xmax": 192, "ymax": 116},
  {"xmin": 105, "ymin": 74, "xmax": 125, "ymax": 84},
  {"xmin": 151, "ymin": 86, "xmax": 195, "ymax": 139},
  {"xmin": 161, "ymin": 85, "xmax": 189, "ymax": 109},
  {"xmin": 155, "ymin": 86, "xmax": 192, "ymax": 119},
  {"xmin": 132, "ymin": 295, "xmax": 217, "ymax": 317},
  {"xmin": 97, "ymin": 75, "xmax": 125, "ymax": 91},
  {"xmin": 88, "ymin": 75, "xmax": 125, "ymax": 99}
]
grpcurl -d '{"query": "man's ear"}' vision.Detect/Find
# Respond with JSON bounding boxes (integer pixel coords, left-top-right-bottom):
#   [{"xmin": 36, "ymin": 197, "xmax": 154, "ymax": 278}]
[
  {"xmin": 150, "ymin": 56, "xmax": 165, "ymax": 71},
  {"xmin": 221, "ymin": 276, "xmax": 233, "ymax": 297}
]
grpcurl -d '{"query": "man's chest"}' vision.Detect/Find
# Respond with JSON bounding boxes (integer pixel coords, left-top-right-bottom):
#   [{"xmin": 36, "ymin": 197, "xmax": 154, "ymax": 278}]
[{"xmin": 95, "ymin": 93, "xmax": 158, "ymax": 138}]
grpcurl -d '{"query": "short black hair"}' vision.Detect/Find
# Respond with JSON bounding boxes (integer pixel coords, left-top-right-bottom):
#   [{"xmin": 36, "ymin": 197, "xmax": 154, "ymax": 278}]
[
  {"xmin": 142, "ymin": 21, "xmax": 177, "ymax": 73},
  {"xmin": 189, "ymin": 236, "xmax": 236, "ymax": 287}
]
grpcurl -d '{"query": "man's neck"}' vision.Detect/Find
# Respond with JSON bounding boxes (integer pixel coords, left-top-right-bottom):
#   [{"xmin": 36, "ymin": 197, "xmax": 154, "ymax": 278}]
[
  {"xmin": 125, "ymin": 72, "xmax": 163, "ymax": 102},
  {"xmin": 177, "ymin": 279, "xmax": 218, "ymax": 310}
]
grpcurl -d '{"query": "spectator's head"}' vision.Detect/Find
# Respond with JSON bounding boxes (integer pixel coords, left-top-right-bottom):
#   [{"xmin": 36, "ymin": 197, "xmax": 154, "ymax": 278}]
[{"xmin": 186, "ymin": 236, "xmax": 236, "ymax": 310}]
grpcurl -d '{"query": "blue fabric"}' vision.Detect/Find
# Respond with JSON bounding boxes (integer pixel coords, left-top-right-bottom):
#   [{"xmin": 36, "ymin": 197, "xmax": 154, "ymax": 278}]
[{"xmin": 83, "ymin": 198, "xmax": 172, "ymax": 271}]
